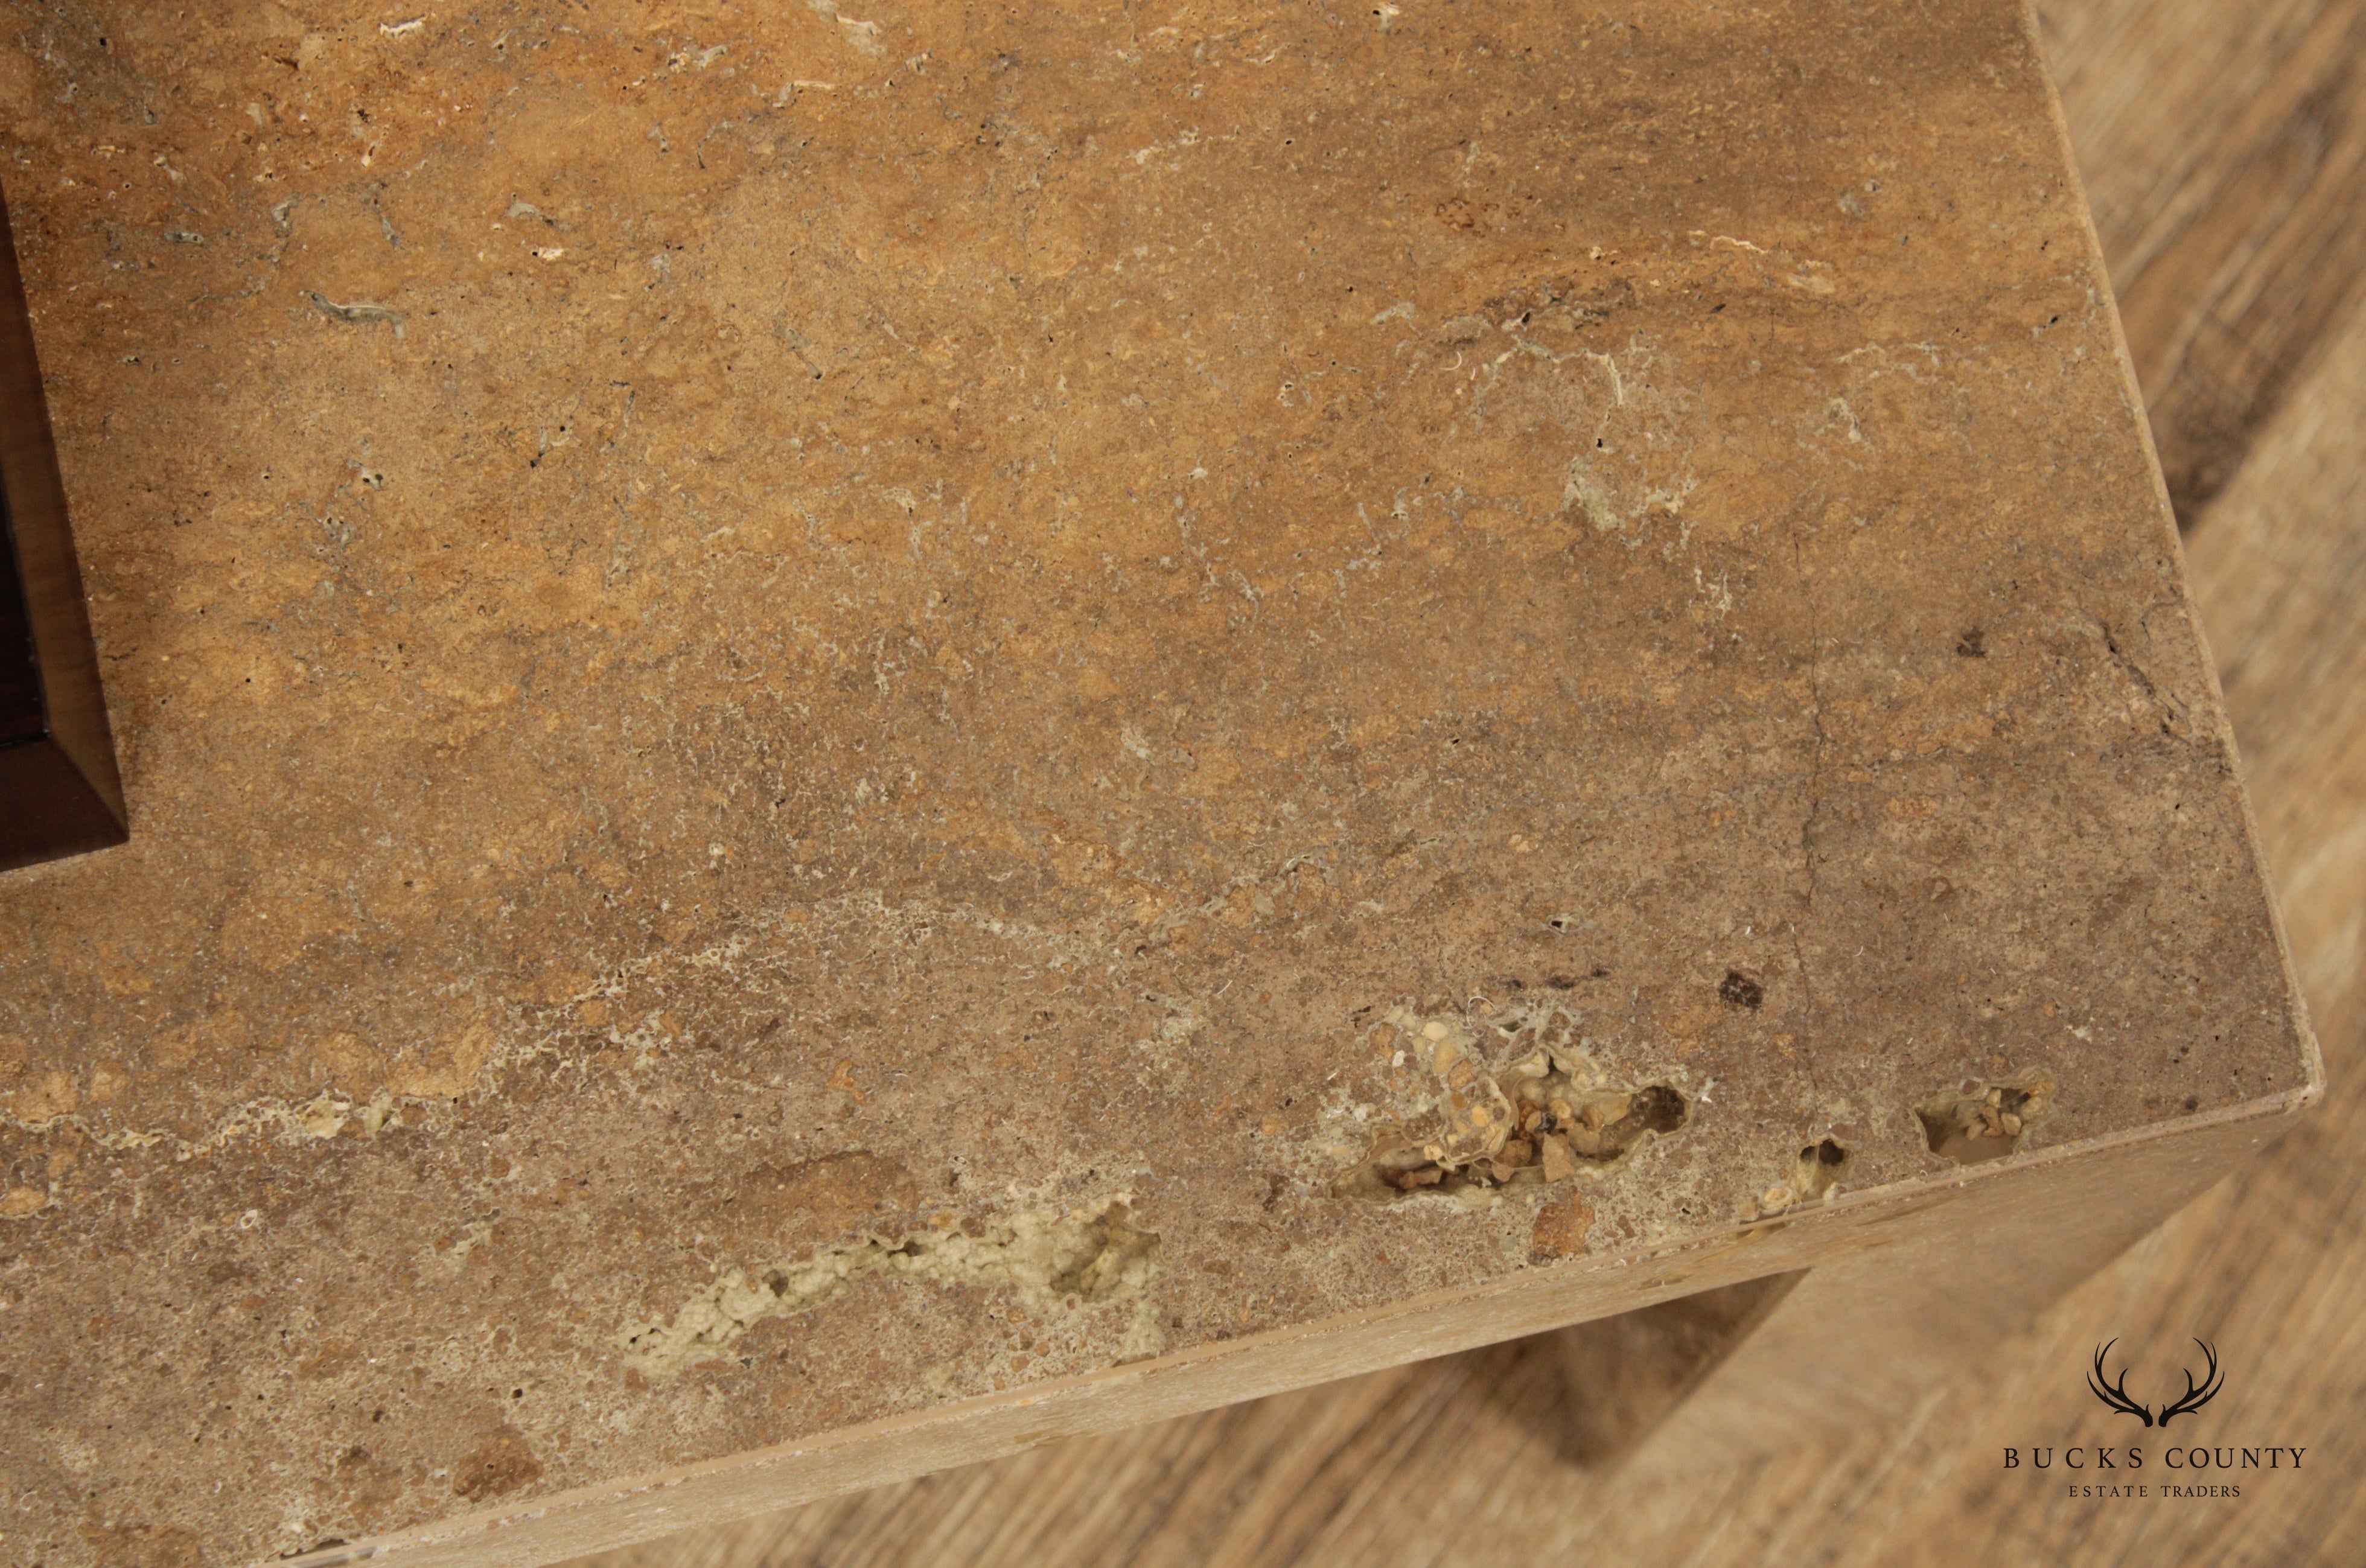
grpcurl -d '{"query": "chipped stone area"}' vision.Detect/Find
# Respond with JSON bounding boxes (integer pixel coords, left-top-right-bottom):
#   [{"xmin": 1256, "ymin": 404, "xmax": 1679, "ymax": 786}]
[
  {"xmin": 1916, "ymin": 1073, "xmax": 2056, "ymax": 1165},
  {"xmin": 1327, "ymin": 1005, "xmax": 1690, "ymax": 1206},
  {"xmin": 1752, "ymin": 1136, "xmax": 1851, "ymax": 1217},
  {"xmin": 621, "ymin": 1199, "xmax": 1161, "ymax": 1377}
]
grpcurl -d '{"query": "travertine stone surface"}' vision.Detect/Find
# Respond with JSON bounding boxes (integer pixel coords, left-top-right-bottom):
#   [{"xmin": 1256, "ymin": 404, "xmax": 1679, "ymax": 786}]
[{"xmin": 0, "ymin": 2, "xmax": 2313, "ymax": 1564}]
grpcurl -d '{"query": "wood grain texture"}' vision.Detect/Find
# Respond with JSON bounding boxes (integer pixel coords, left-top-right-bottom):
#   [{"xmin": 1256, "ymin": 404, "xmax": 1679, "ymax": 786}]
[
  {"xmin": 2045, "ymin": 0, "xmax": 2366, "ymax": 524},
  {"xmin": 1545, "ymin": 1272, "xmax": 1799, "ymax": 1467},
  {"xmin": 569, "ymin": 2, "xmax": 2366, "ymax": 1562}
]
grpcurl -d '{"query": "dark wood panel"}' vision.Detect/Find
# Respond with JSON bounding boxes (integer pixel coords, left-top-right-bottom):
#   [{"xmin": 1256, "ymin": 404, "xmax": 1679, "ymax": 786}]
[
  {"xmin": 0, "ymin": 485, "xmax": 43, "ymax": 748},
  {"xmin": 0, "ymin": 173, "xmax": 124, "ymax": 870}
]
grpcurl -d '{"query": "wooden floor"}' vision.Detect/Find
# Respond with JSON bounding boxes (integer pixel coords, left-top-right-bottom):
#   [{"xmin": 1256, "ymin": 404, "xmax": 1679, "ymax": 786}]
[{"xmin": 575, "ymin": 3, "xmax": 2366, "ymax": 1563}]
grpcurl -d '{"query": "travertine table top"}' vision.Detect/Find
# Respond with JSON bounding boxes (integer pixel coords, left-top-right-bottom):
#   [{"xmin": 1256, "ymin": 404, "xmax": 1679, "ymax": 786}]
[{"xmin": 0, "ymin": 2, "xmax": 2313, "ymax": 1564}]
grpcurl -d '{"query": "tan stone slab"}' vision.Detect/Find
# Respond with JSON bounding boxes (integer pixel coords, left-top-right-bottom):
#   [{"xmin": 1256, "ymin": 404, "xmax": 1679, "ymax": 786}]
[{"xmin": 0, "ymin": 2, "xmax": 2315, "ymax": 1566}]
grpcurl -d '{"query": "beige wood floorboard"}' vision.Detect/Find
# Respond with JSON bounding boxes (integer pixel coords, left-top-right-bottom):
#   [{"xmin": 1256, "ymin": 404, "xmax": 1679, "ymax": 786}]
[
  {"xmin": 569, "ymin": 2, "xmax": 2366, "ymax": 1561},
  {"xmin": 2046, "ymin": 0, "xmax": 2366, "ymax": 523}
]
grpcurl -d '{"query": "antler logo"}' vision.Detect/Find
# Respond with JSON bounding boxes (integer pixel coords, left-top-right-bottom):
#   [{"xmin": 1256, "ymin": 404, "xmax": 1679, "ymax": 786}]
[{"xmin": 2087, "ymin": 1338, "xmax": 2224, "ymax": 1428}]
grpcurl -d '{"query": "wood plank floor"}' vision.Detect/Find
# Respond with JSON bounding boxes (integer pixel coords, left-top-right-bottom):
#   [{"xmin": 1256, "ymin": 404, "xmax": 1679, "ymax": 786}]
[{"xmin": 573, "ymin": 3, "xmax": 2366, "ymax": 1562}]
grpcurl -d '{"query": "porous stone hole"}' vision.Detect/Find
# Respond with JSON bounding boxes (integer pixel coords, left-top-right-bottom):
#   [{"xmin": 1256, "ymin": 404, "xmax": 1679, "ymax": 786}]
[
  {"xmin": 1339, "ymin": 1056, "xmax": 1690, "ymax": 1203},
  {"xmin": 1048, "ymin": 1202, "xmax": 1159, "ymax": 1304},
  {"xmin": 1916, "ymin": 1072, "xmax": 2055, "ymax": 1164},
  {"xmin": 1755, "ymin": 1136, "xmax": 1848, "ymax": 1216},
  {"xmin": 1798, "ymin": 1136, "xmax": 1846, "ymax": 1197},
  {"xmin": 1717, "ymin": 969, "xmax": 1764, "ymax": 1010}
]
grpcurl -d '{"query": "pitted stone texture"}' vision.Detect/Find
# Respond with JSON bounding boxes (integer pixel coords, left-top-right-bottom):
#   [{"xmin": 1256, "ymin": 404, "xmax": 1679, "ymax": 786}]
[{"xmin": 0, "ymin": 2, "xmax": 2309, "ymax": 1564}]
